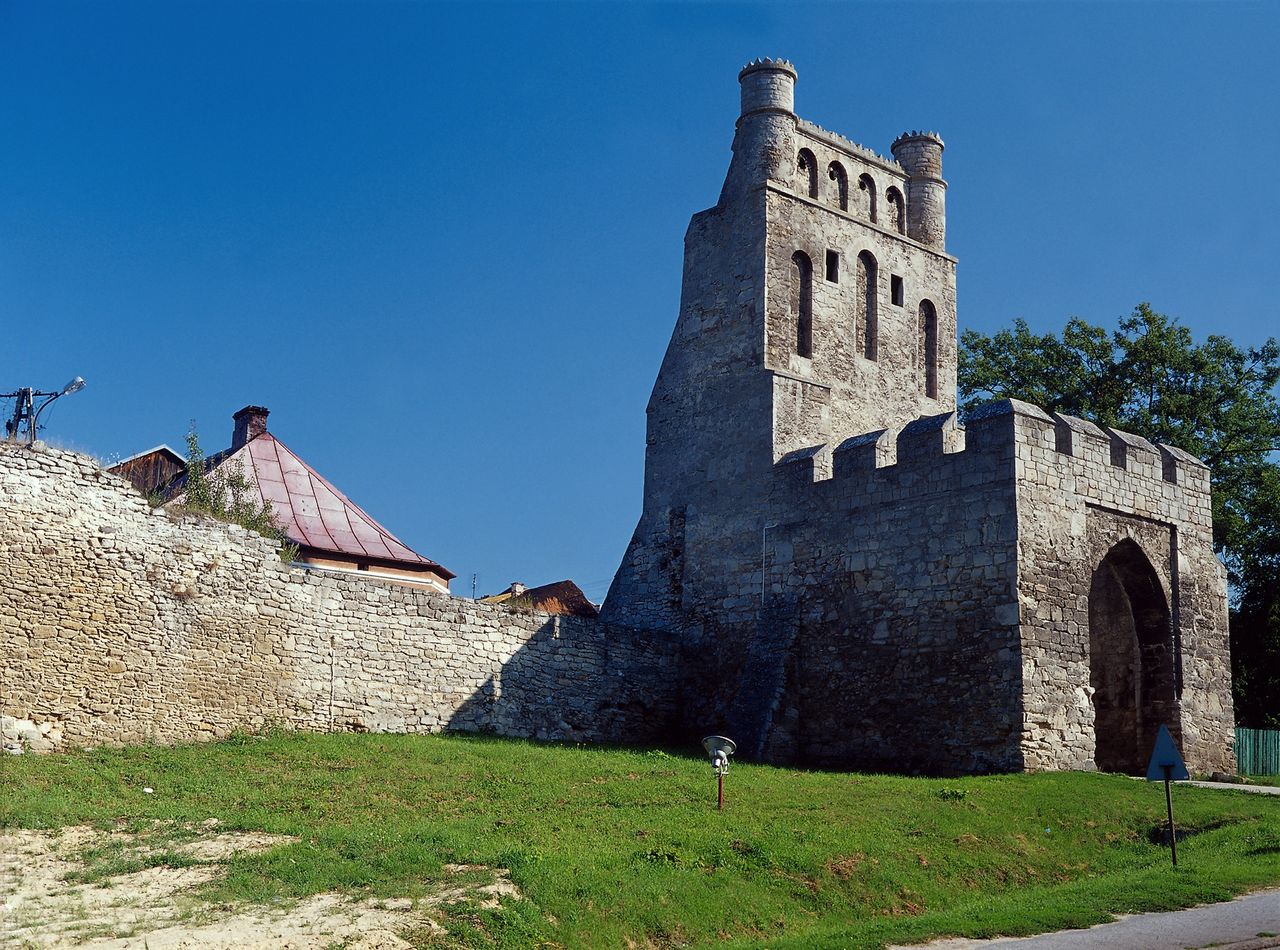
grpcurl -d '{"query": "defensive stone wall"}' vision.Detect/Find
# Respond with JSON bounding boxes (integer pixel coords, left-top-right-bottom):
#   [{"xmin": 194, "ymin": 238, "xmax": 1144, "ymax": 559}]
[
  {"xmin": 766, "ymin": 400, "xmax": 1229, "ymax": 774},
  {"xmin": 607, "ymin": 398, "xmax": 1233, "ymax": 775},
  {"xmin": 641, "ymin": 403, "xmax": 1018, "ymax": 772},
  {"xmin": 0, "ymin": 443, "xmax": 683, "ymax": 753}
]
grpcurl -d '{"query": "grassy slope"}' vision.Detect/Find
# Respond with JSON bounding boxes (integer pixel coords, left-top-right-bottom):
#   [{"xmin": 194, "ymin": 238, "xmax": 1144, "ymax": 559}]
[{"xmin": 3, "ymin": 733, "xmax": 1279, "ymax": 949}]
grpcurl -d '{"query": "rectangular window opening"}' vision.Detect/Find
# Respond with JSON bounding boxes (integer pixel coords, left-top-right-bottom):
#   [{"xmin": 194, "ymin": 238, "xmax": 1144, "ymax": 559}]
[
  {"xmin": 825, "ymin": 249, "xmax": 839, "ymax": 283},
  {"xmin": 891, "ymin": 275, "xmax": 904, "ymax": 306}
]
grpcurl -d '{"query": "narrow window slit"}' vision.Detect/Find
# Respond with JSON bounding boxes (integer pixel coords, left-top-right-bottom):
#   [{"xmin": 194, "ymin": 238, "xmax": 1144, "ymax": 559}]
[
  {"xmin": 919, "ymin": 299, "xmax": 938, "ymax": 398},
  {"xmin": 857, "ymin": 251, "xmax": 878, "ymax": 360},
  {"xmin": 792, "ymin": 250, "xmax": 813, "ymax": 358}
]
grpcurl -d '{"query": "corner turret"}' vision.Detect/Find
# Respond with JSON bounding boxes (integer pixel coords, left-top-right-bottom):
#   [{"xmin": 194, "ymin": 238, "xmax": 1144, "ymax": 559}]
[
  {"xmin": 738, "ymin": 58, "xmax": 796, "ymax": 116},
  {"xmin": 720, "ymin": 58, "xmax": 798, "ymax": 202},
  {"xmin": 890, "ymin": 131, "xmax": 946, "ymax": 249}
]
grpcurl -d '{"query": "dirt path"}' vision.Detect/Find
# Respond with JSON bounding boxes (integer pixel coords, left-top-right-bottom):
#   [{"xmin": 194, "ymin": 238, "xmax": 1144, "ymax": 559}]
[{"xmin": 0, "ymin": 823, "xmax": 517, "ymax": 948}]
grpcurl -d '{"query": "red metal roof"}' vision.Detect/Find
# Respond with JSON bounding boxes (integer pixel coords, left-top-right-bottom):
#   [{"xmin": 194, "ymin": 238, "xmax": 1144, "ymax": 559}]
[{"xmin": 215, "ymin": 433, "xmax": 454, "ymax": 579}]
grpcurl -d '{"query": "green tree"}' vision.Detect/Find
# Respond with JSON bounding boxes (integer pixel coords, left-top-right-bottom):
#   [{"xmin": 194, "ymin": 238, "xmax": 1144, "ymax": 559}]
[{"xmin": 959, "ymin": 304, "xmax": 1280, "ymax": 727}]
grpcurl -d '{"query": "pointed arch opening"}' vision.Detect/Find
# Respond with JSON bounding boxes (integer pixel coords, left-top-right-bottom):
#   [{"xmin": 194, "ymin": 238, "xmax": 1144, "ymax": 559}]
[
  {"xmin": 828, "ymin": 161, "xmax": 849, "ymax": 211},
  {"xmin": 856, "ymin": 251, "xmax": 877, "ymax": 360},
  {"xmin": 885, "ymin": 186, "xmax": 906, "ymax": 234},
  {"xmin": 797, "ymin": 148, "xmax": 818, "ymax": 199},
  {"xmin": 1089, "ymin": 539, "xmax": 1180, "ymax": 774},
  {"xmin": 857, "ymin": 173, "xmax": 877, "ymax": 223},
  {"xmin": 791, "ymin": 250, "xmax": 813, "ymax": 358},
  {"xmin": 918, "ymin": 299, "xmax": 938, "ymax": 398}
]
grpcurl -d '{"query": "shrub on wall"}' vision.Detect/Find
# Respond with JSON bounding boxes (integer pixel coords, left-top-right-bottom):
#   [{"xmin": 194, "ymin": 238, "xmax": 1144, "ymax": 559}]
[{"xmin": 172, "ymin": 428, "xmax": 300, "ymax": 562}]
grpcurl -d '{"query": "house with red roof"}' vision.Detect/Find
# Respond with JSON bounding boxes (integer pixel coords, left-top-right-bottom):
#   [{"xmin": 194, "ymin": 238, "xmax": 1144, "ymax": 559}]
[{"xmin": 111, "ymin": 406, "xmax": 454, "ymax": 593}]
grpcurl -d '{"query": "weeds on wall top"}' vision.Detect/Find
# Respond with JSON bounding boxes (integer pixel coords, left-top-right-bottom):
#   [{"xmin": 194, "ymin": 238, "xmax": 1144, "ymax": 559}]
[{"xmin": 171, "ymin": 428, "xmax": 300, "ymax": 563}]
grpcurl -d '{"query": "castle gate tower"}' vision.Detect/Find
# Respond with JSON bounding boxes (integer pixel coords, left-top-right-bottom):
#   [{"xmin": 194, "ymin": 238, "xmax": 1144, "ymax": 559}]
[{"xmin": 602, "ymin": 60, "xmax": 1235, "ymax": 776}]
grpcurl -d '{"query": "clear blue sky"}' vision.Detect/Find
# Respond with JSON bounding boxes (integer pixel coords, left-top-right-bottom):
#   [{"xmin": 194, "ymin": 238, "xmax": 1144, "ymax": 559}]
[{"xmin": 3, "ymin": 2, "xmax": 1277, "ymax": 603}]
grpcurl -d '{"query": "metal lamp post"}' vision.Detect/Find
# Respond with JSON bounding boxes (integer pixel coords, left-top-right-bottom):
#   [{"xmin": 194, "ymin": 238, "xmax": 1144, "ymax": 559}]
[{"xmin": 4, "ymin": 377, "xmax": 86, "ymax": 444}]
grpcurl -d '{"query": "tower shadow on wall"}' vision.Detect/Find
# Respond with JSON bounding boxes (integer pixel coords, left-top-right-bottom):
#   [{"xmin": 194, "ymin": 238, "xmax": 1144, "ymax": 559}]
[
  {"xmin": 705, "ymin": 607, "xmax": 1028, "ymax": 777},
  {"xmin": 445, "ymin": 614, "xmax": 687, "ymax": 748}
]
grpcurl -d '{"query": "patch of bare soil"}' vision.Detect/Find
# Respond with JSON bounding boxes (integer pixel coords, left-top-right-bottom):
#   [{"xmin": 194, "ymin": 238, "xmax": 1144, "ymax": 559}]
[{"xmin": 0, "ymin": 824, "xmax": 518, "ymax": 948}]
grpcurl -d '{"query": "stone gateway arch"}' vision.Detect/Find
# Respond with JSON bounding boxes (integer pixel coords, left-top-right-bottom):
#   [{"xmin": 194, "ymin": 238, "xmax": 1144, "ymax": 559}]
[{"xmin": 1089, "ymin": 538, "xmax": 1180, "ymax": 774}]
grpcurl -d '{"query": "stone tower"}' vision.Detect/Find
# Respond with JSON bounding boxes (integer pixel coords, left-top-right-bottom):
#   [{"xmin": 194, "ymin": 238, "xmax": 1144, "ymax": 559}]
[
  {"xmin": 603, "ymin": 59, "xmax": 960, "ymax": 633},
  {"xmin": 730, "ymin": 60, "xmax": 957, "ymax": 462},
  {"xmin": 604, "ymin": 60, "xmax": 1235, "ymax": 776}
]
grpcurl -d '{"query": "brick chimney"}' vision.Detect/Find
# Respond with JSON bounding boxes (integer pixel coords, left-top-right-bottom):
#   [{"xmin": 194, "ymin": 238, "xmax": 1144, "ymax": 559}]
[{"xmin": 231, "ymin": 406, "xmax": 270, "ymax": 450}]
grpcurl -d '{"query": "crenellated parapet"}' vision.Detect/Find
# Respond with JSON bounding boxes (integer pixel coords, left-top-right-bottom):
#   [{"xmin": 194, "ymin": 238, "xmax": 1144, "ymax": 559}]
[
  {"xmin": 795, "ymin": 119, "xmax": 903, "ymax": 173},
  {"xmin": 772, "ymin": 399, "xmax": 1211, "ymax": 517}
]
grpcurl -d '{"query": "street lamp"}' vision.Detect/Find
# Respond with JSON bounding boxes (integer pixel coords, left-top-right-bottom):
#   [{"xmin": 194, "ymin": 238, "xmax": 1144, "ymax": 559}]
[{"xmin": 3, "ymin": 377, "xmax": 87, "ymax": 444}]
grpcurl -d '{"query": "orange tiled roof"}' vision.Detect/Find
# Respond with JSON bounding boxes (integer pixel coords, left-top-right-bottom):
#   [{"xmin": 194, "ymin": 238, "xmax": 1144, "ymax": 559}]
[{"xmin": 481, "ymin": 579, "xmax": 599, "ymax": 617}]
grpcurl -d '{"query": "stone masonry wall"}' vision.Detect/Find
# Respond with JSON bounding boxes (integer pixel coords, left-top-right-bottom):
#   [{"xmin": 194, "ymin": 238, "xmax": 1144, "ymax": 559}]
[
  {"xmin": 765, "ymin": 127, "xmax": 958, "ymax": 464},
  {"xmin": 665, "ymin": 406, "xmax": 1023, "ymax": 774},
  {"xmin": 0, "ymin": 443, "xmax": 683, "ymax": 753}
]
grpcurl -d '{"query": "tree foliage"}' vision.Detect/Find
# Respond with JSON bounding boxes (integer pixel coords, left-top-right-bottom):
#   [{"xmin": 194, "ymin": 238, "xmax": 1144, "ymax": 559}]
[{"xmin": 959, "ymin": 304, "xmax": 1280, "ymax": 727}]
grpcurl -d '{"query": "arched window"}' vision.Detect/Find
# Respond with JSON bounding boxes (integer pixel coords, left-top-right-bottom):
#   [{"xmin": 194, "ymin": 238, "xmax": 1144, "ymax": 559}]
[
  {"xmin": 857, "ymin": 174, "xmax": 877, "ymax": 223},
  {"xmin": 886, "ymin": 186, "xmax": 906, "ymax": 234},
  {"xmin": 919, "ymin": 299, "xmax": 938, "ymax": 398},
  {"xmin": 791, "ymin": 251, "xmax": 813, "ymax": 358},
  {"xmin": 828, "ymin": 161, "xmax": 848, "ymax": 211},
  {"xmin": 797, "ymin": 149, "xmax": 818, "ymax": 199},
  {"xmin": 856, "ymin": 251, "xmax": 877, "ymax": 360}
]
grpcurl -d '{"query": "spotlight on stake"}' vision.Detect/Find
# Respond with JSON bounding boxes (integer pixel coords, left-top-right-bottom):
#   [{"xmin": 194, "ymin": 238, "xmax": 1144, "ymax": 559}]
[{"xmin": 702, "ymin": 735, "xmax": 736, "ymax": 810}]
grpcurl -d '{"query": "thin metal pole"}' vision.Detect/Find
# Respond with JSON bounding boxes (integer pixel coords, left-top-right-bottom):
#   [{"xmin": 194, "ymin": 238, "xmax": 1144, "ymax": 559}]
[
  {"xmin": 1164, "ymin": 765, "xmax": 1178, "ymax": 867},
  {"xmin": 31, "ymin": 391, "xmax": 60, "ymax": 444},
  {"xmin": 717, "ymin": 771, "xmax": 724, "ymax": 810}
]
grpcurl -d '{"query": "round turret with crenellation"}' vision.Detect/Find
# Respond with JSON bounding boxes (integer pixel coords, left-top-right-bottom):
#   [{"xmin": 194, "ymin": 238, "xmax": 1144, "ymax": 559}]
[
  {"xmin": 890, "ymin": 131, "xmax": 946, "ymax": 249},
  {"xmin": 738, "ymin": 58, "xmax": 797, "ymax": 115},
  {"xmin": 720, "ymin": 59, "xmax": 798, "ymax": 200}
]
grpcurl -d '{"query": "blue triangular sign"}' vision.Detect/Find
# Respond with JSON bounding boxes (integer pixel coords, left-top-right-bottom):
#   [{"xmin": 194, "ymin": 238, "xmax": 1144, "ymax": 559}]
[{"xmin": 1146, "ymin": 724, "xmax": 1189, "ymax": 781}]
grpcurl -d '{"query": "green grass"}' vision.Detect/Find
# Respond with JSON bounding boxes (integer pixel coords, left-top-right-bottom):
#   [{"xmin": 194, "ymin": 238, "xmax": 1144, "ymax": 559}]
[
  {"xmin": 1244, "ymin": 774, "xmax": 1280, "ymax": 788},
  {"xmin": 4, "ymin": 732, "xmax": 1280, "ymax": 949}
]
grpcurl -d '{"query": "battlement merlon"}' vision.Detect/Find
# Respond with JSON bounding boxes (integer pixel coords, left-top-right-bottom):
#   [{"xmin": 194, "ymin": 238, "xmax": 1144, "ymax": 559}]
[{"xmin": 775, "ymin": 399, "xmax": 1212, "ymax": 511}]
